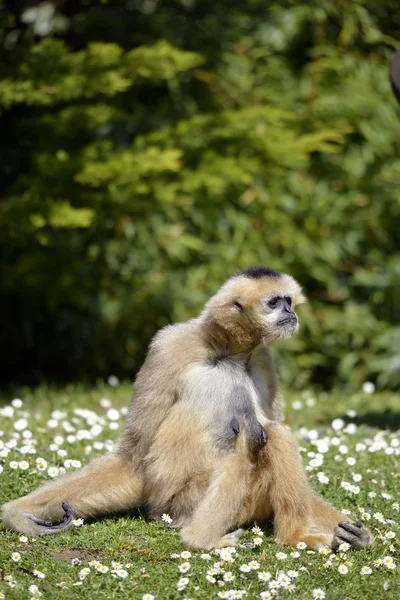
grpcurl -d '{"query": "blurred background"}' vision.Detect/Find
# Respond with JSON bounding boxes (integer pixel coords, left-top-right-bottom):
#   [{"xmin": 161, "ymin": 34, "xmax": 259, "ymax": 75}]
[{"xmin": 0, "ymin": 0, "xmax": 399, "ymax": 391}]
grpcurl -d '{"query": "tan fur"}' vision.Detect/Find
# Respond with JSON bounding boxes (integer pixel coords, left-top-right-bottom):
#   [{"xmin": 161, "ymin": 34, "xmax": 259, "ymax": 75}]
[{"xmin": 1, "ymin": 268, "xmax": 372, "ymax": 551}]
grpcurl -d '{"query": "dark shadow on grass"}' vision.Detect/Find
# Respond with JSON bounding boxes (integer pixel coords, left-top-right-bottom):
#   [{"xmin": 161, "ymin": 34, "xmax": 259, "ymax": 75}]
[
  {"xmin": 309, "ymin": 409, "xmax": 400, "ymax": 432},
  {"xmin": 343, "ymin": 411, "xmax": 400, "ymax": 431}
]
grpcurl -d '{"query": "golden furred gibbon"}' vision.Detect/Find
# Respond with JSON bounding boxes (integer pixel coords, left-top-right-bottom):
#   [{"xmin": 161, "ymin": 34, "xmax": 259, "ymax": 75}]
[{"xmin": 1, "ymin": 266, "xmax": 373, "ymax": 550}]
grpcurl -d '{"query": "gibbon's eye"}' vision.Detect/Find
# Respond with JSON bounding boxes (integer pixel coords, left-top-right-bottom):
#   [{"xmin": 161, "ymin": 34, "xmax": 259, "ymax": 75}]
[
  {"xmin": 233, "ymin": 301, "xmax": 243, "ymax": 312},
  {"xmin": 268, "ymin": 296, "xmax": 280, "ymax": 308},
  {"xmin": 284, "ymin": 296, "xmax": 292, "ymax": 307}
]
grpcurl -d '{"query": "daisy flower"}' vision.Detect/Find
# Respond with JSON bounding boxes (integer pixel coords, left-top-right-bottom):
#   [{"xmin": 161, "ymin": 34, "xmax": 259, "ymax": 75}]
[
  {"xmin": 374, "ymin": 512, "xmax": 386, "ymax": 523},
  {"xmin": 312, "ymin": 590, "xmax": 326, "ymax": 599},
  {"xmin": 116, "ymin": 569, "xmax": 128, "ymax": 578},
  {"xmin": 97, "ymin": 564, "xmax": 109, "ymax": 573},
  {"xmin": 161, "ymin": 513, "xmax": 173, "ymax": 524},
  {"xmin": 338, "ymin": 565, "xmax": 348, "ymax": 574},
  {"xmin": 296, "ymin": 542, "xmax": 307, "ymax": 550},
  {"xmin": 178, "ymin": 562, "xmax": 191, "ymax": 573},
  {"xmin": 28, "ymin": 584, "xmax": 42, "ymax": 596},
  {"xmin": 318, "ymin": 474, "xmax": 329, "ymax": 484},
  {"xmin": 277, "ymin": 574, "xmax": 291, "ymax": 587},
  {"xmin": 219, "ymin": 549, "xmax": 235, "ymax": 562},
  {"xmin": 268, "ymin": 580, "xmax": 279, "ymax": 589},
  {"xmin": 360, "ymin": 566, "xmax": 372, "ymax": 575},
  {"xmin": 383, "ymin": 556, "xmax": 395, "ymax": 568},
  {"xmin": 239, "ymin": 564, "xmax": 251, "ymax": 573},
  {"xmin": 338, "ymin": 542, "xmax": 350, "ymax": 552},
  {"xmin": 79, "ymin": 568, "xmax": 90, "ymax": 579},
  {"xmin": 33, "ymin": 570, "xmax": 46, "ymax": 579}
]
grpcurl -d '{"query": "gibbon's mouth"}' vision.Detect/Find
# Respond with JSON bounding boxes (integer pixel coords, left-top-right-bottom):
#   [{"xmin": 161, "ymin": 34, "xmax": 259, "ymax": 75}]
[{"xmin": 277, "ymin": 316, "xmax": 297, "ymax": 327}]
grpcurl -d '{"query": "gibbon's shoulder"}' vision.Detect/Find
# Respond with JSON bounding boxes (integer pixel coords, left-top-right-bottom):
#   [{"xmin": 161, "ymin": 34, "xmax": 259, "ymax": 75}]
[{"xmin": 147, "ymin": 318, "xmax": 205, "ymax": 359}]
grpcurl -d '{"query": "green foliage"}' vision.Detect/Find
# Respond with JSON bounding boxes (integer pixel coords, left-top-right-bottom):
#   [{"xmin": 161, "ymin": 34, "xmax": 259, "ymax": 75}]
[{"xmin": 0, "ymin": 0, "xmax": 399, "ymax": 388}]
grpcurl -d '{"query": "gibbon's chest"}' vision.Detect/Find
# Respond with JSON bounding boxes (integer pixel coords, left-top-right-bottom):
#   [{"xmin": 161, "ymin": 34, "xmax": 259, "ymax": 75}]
[{"xmin": 182, "ymin": 357, "xmax": 270, "ymax": 423}]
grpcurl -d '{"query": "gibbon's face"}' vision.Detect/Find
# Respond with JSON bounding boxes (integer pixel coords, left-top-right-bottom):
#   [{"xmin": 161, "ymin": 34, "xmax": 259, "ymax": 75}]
[
  {"xmin": 203, "ymin": 269, "xmax": 306, "ymax": 347},
  {"xmin": 259, "ymin": 291, "xmax": 299, "ymax": 342}
]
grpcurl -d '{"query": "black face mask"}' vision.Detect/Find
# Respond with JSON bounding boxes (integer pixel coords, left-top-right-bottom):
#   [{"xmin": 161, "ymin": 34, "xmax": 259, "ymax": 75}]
[{"xmin": 390, "ymin": 50, "xmax": 400, "ymax": 104}]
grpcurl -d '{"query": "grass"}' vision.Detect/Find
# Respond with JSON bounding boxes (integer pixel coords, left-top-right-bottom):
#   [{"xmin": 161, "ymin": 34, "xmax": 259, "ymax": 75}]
[{"xmin": 0, "ymin": 381, "xmax": 399, "ymax": 600}]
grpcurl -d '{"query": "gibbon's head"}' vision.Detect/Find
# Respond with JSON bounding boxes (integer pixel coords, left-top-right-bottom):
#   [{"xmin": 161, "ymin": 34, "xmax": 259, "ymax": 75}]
[{"xmin": 202, "ymin": 266, "xmax": 306, "ymax": 349}]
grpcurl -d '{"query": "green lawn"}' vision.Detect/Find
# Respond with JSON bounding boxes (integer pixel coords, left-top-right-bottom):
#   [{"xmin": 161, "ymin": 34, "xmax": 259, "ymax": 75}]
[{"xmin": 0, "ymin": 382, "xmax": 399, "ymax": 600}]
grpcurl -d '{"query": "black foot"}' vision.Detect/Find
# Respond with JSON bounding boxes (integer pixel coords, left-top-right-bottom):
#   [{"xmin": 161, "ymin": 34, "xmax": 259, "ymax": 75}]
[
  {"xmin": 332, "ymin": 521, "xmax": 373, "ymax": 550},
  {"xmin": 28, "ymin": 502, "xmax": 76, "ymax": 532}
]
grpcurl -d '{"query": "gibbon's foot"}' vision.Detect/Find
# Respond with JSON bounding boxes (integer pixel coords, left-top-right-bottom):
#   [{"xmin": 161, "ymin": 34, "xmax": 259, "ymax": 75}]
[
  {"xmin": 28, "ymin": 502, "xmax": 76, "ymax": 532},
  {"xmin": 213, "ymin": 528, "xmax": 245, "ymax": 549},
  {"xmin": 332, "ymin": 521, "xmax": 373, "ymax": 550}
]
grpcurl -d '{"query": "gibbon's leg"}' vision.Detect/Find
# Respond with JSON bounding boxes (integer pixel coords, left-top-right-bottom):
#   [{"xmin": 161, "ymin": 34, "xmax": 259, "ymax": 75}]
[
  {"xmin": 1, "ymin": 454, "xmax": 143, "ymax": 536},
  {"xmin": 250, "ymin": 423, "xmax": 372, "ymax": 550},
  {"xmin": 180, "ymin": 454, "xmax": 253, "ymax": 550}
]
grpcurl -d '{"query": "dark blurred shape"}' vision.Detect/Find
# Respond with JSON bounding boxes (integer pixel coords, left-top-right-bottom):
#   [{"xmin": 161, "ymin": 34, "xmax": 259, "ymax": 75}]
[{"xmin": 390, "ymin": 49, "xmax": 400, "ymax": 103}]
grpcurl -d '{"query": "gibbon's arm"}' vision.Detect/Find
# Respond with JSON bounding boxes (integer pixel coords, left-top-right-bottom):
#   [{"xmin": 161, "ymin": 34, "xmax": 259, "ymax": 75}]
[
  {"xmin": 119, "ymin": 321, "xmax": 209, "ymax": 458},
  {"xmin": 218, "ymin": 384, "xmax": 268, "ymax": 455}
]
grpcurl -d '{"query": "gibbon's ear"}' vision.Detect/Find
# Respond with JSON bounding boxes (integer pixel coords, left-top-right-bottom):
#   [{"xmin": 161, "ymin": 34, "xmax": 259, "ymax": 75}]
[
  {"xmin": 390, "ymin": 50, "xmax": 400, "ymax": 104},
  {"xmin": 293, "ymin": 290, "xmax": 307, "ymax": 307}
]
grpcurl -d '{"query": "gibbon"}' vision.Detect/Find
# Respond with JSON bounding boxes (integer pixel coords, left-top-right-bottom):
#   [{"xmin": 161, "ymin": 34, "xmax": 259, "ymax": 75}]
[{"xmin": 1, "ymin": 266, "xmax": 373, "ymax": 550}]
